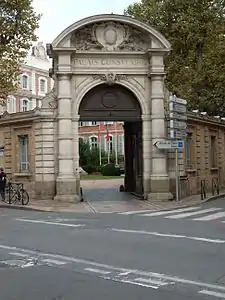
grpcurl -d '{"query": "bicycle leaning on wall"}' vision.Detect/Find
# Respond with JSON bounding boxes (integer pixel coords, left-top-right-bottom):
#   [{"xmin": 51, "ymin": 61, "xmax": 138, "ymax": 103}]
[{"xmin": 2, "ymin": 180, "xmax": 29, "ymax": 205}]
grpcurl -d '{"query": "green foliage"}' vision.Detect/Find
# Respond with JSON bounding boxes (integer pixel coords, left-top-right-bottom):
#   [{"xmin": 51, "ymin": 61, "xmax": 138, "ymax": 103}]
[
  {"xmin": 82, "ymin": 165, "xmax": 96, "ymax": 174},
  {"xmin": 101, "ymin": 163, "xmax": 121, "ymax": 176},
  {"xmin": 0, "ymin": 0, "xmax": 40, "ymax": 101},
  {"xmin": 125, "ymin": 0, "xmax": 225, "ymax": 115}
]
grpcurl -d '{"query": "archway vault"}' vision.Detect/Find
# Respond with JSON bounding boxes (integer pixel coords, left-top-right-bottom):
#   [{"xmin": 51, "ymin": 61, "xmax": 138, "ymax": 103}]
[{"xmin": 78, "ymin": 83, "xmax": 142, "ymax": 121}]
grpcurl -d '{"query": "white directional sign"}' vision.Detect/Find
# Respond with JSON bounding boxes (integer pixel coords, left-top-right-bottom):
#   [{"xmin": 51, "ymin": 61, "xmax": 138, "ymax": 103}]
[{"xmin": 155, "ymin": 140, "xmax": 184, "ymax": 150}]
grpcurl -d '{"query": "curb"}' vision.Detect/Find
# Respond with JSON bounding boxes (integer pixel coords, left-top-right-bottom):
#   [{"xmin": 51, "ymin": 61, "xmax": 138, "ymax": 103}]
[
  {"xmin": 0, "ymin": 193, "xmax": 224, "ymax": 213},
  {"xmin": 151, "ymin": 193, "xmax": 225, "ymax": 212}
]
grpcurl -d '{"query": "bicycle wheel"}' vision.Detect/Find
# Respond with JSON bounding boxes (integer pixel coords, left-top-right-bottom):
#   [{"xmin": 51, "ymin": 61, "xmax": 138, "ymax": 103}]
[{"xmin": 21, "ymin": 189, "xmax": 29, "ymax": 205}]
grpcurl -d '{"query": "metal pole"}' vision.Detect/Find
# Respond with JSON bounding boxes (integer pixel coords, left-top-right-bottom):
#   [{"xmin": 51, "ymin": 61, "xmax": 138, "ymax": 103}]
[
  {"xmin": 108, "ymin": 140, "xmax": 110, "ymax": 164},
  {"xmin": 99, "ymin": 138, "xmax": 102, "ymax": 166},
  {"xmin": 115, "ymin": 122, "xmax": 118, "ymax": 165},
  {"xmin": 175, "ymin": 147, "xmax": 179, "ymax": 201}
]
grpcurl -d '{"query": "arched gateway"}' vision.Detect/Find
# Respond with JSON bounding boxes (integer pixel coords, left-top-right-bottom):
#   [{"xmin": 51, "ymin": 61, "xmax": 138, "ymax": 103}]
[{"xmin": 38, "ymin": 14, "xmax": 173, "ymax": 202}]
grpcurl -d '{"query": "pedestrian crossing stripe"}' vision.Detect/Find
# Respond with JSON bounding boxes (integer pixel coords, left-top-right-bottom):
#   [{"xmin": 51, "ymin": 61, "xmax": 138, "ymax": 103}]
[{"xmin": 119, "ymin": 206, "xmax": 225, "ymax": 223}]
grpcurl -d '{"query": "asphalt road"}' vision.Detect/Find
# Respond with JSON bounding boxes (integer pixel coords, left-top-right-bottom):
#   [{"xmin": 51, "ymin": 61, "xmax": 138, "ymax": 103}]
[{"xmin": 0, "ymin": 198, "xmax": 225, "ymax": 299}]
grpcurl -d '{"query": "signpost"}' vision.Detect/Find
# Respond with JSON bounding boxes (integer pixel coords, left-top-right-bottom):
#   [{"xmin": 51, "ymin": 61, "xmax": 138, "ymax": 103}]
[{"xmin": 168, "ymin": 95, "xmax": 187, "ymax": 202}]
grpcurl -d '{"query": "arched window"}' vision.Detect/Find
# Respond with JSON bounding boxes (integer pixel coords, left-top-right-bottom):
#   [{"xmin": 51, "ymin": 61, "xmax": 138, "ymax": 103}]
[
  {"xmin": 89, "ymin": 136, "xmax": 98, "ymax": 150},
  {"xmin": 20, "ymin": 99, "xmax": 29, "ymax": 112},
  {"xmin": 7, "ymin": 95, "xmax": 16, "ymax": 113},
  {"xmin": 21, "ymin": 75, "xmax": 28, "ymax": 89}
]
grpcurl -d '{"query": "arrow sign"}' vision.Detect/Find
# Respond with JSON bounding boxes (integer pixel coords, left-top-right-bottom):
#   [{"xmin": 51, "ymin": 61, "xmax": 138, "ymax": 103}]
[{"xmin": 155, "ymin": 140, "xmax": 184, "ymax": 150}]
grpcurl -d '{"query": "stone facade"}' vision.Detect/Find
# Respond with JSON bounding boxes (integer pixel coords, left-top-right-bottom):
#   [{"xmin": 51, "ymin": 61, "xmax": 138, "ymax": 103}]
[
  {"xmin": 2, "ymin": 42, "xmax": 54, "ymax": 115},
  {"xmin": 1, "ymin": 14, "xmax": 223, "ymax": 202},
  {"xmin": 0, "ymin": 110, "xmax": 224, "ymax": 200},
  {"xmin": 45, "ymin": 14, "xmax": 172, "ymax": 201}
]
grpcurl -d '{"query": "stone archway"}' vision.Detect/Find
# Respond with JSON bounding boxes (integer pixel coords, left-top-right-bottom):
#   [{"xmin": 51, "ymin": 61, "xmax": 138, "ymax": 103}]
[
  {"xmin": 79, "ymin": 83, "xmax": 143, "ymax": 196},
  {"xmin": 79, "ymin": 83, "xmax": 142, "ymax": 121},
  {"xmin": 39, "ymin": 14, "xmax": 173, "ymax": 202}
]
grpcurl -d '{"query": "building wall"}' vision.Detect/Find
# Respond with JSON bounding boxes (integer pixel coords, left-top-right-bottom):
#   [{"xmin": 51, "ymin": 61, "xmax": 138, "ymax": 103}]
[
  {"xmin": 78, "ymin": 122, "xmax": 124, "ymax": 155},
  {"xmin": 3, "ymin": 42, "xmax": 53, "ymax": 115},
  {"xmin": 0, "ymin": 110, "xmax": 224, "ymax": 200}
]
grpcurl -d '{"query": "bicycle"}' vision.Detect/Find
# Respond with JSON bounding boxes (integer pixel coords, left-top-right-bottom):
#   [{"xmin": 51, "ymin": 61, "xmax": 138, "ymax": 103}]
[{"xmin": 2, "ymin": 182, "xmax": 29, "ymax": 205}]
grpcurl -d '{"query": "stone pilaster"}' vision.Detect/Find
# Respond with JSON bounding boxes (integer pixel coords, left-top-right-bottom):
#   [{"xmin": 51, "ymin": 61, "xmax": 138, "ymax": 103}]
[
  {"xmin": 35, "ymin": 108, "xmax": 56, "ymax": 200},
  {"xmin": 54, "ymin": 74, "xmax": 80, "ymax": 202},
  {"xmin": 141, "ymin": 114, "xmax": 151, "ymax": 197},
  {"xmin": 148, "ymin": 51, "xmax": 173, "ymax": 200},
  {"xmin": 72, "ymin": 114, "xmax": 80, "ymax": 193}
]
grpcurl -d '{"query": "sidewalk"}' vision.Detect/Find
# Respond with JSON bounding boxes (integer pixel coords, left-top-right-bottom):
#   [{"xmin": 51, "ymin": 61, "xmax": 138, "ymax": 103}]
[{"xmin": 0, "ymin": 190, "xmax": 224, "ymax": 213}]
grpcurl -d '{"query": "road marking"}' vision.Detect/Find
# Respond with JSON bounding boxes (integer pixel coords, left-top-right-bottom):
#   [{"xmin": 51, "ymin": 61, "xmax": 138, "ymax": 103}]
[
  {"xmin": 134, "ymin": 277, "xmax": 172, "ymax": 286},
  {"xmin": 119, "ymin": 210, "xmax": 155, "ymax": 215},
  {"xmin": 84, "ymin": 268, "xmax": 111, "ymax": 275},
  {"xmin": 10, "ymin": 252, "xmax": 29, "ymax": 258},
  {"xmin": 117, "ymin": 271, "xmax": 131, "ymax": 276},
  {"xmin": 166, "ymin": 208, "xmax": 222, "ymax": 219},
  {"xmin": 110, "ymin": 228, "xmax": 225, "ymax": 244},
  {"xmin": 1, "ymin": 244, "xmax": 225, "ymax": 292},
  {"xmin": 194, "ymin": 211, "xmax": 225, "ymax": 221},
  {"xmin": 198, "ymin": 290, "xmax": 225, "ymax": 298},
  {"xmin": 101, "ymin": 276, "xmax": 159, "ymax": 289},
  {"xmin": 15, "ymin": 218, "xmax": 85, "ymax": 228},
  {"xmin": 42, "ymin": 259, "xmax": 67, "ymax": 265},
  {"xmin": 141, "ymin": 206, "xmax": 201, "ymax": 217}
]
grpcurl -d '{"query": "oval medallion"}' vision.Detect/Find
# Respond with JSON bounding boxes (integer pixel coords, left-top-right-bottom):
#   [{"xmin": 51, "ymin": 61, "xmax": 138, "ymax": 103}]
[
  {"xmin": 101, "ymin": 92, "xmax": 117, "ymax": 108},
  {"xmin": 104, "ymin": 27, "xmax": 117, "ymax": 45}
]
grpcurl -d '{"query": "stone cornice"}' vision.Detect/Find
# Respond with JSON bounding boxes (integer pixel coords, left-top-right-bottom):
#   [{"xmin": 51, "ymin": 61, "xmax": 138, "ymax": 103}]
[
  {"xmin": 0, "ymin": 110, "xmax": 40, "ymax": 125},
  {"xmin": 187, "ymin": 112, "xmax": 225, "ymax": 128}
]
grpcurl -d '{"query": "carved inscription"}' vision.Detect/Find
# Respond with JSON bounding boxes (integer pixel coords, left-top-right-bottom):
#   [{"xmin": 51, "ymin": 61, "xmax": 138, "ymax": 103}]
[{"xmin": 74, "ymin": 58, "xmax": 148, "ymax": 66}]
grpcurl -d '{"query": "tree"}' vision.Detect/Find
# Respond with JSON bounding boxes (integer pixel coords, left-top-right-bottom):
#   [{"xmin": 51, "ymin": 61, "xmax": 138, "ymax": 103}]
[
  {"xmin": 125, "ymin": 0, "xmax": 225, "ymax": 115},
  {"xmin": 0, "ymin": 0, "xmax": 40, "ymax": 103}
]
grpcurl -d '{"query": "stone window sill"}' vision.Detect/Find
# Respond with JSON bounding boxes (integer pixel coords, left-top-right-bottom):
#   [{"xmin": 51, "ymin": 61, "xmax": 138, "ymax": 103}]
[
  {"xmin": 210, "ymin": 168, "xmax": 218, "ymax": 172},
  {"xmin": 185, "ymin": 169, "xmax": 197, "ymax": 174},
  {"xmin": 14, "ymin": 172, "xmax": 32, "ymax": 177}
]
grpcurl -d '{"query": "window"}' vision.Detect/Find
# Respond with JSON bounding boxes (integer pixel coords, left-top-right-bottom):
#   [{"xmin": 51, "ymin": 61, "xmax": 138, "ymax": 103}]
[
  {"xmin": 106, "ymin": 136, "xmax": 113, "ymax": 153},
  {"xmin": 91, "ymin": 121, "xmax": 98, "ymax": 126},
  {"xmin": 90, "ymin": 136, "xmax": 98, "ymax": 150},
  {"xmin": 210, "ymin": 135, "xmax": 217, "ymax": 168},
  {"xmin": 22, "ymin": 75, "xmax": 28, "ymax": 89},
  {"xmin": 21, "ymin": 99, "xmax": 29, "ymax": 112},
  {"xmin": 185, "ymin": 132, "xmax": 194, "ymax": 169},
  {"xmin": 7, "ymin": 96, "xmax": 16, "ymax": 113},
  {"xmin": 40, "ymin": 79, "xmax": 46, "ymax": 93},
  {"xmin": 19, "ymin": 135, "xmax": 29, "ymax": 172},
  {"xmin": 79, "ymin": 122, "xmax": 84, "ymax": 127}
]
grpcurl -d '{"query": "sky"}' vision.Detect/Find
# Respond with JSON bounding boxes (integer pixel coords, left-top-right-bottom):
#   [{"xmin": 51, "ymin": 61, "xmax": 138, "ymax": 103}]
[{"xmin": 32, "ymin": 0, "xmax": 139, "ymax": 44}]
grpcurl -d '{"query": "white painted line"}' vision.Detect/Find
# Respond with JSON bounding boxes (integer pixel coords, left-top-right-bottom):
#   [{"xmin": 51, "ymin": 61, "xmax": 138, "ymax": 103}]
[
  {"xmin": 110, "ymin": 228, "xmax": 225, "ymax": 244},
  {"xmin": 10, "ymin": 252, "xmax": 29, "ymax": 258},
  {"xmin": 193, "ymin": 211, "xmax": 225, "ymax": 221},
  {"xmin": 102, "ymin": 276, "xmax": 159, "ymax": 289},
  {"xmin": 166, "ymin": 208, "xmax": 222, "ymax": 219},
  {"xmin": 198, "ymin": 290, "xmax": 225, "ymax": 298},
  {"xmin": 141, "ymin": 206, "xmax": 201, "ymax": 217},
  {"xmin": 84, "ymin": 268, "xmax": 111, "ymax": 275},
  {"xmin": 119, "ymin": 210, "xmax": 155, "ymax": 215},
  {"xmin": 15, "ymin": 218, "xmax": 85, "ymax": 228},
  {"xmin": 1, "ymin": 244, "xmax": 225, "ymax": 292},
  {"xmin": 134, "ymin": 277, "xmax": 171, "ymax": 286},
  {"xmin": 42, "ymin": 259, "xmax": 67, "ymax": 265},
  {"xmin": 117, "ymin": 271, "xmax": 131, "ymax": 276}
]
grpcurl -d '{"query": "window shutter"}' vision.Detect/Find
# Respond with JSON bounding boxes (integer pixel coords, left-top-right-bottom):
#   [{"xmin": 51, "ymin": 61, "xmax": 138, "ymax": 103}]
[
  {"xmin": 101, "ymin": 135, "xmax": 105, "ymax": 152},
  {"xmin": 111, "ymin": 135, "xmax": 115, "ymax": 153},
  {"xmin": 29, "ymin": 76, "xmax": 32, "ymax": 91},
  {"xmin": 19, "ymin": 76, "xmax": 23, "ymax": 88}
]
